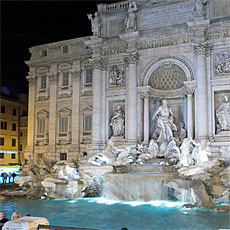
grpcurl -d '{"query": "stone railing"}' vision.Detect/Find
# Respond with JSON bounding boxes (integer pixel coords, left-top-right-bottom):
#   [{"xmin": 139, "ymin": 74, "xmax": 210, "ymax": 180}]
[{"xmin": 106, "ymin": 1, "xmax": 129, "ymax": 12}]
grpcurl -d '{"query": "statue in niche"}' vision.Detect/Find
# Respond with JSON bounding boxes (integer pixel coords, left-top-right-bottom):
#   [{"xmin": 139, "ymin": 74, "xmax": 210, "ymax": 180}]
[
  {"xmin": 110, "ymin": 105, "xmax": 125, "ymax": 137},
  {"xmin": 87, "ymin": 12, "xmax": 101, "ymax": 37},
  {"xmin": 192, "ymin": 0, "xmax": 207, "ymax": 17},
  {"xmin": 216, "ymin": 95, "xmax": 230, "ymax": 133},
  {"xmin": 152, "ymin": 99, "xmax": 177, "ymax": 143},
  {"xmin": 110, "ymin": 65, "xmax": 125, "ymax": 86},
  {"xmin": 125, "ymin": 0, "xmax": 137, "ymax": 31}
]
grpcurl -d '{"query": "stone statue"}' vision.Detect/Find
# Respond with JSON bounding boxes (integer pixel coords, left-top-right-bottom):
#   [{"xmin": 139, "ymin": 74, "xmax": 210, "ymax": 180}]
[
  {"xmin": 192, "ymin": 140, "xmax": 211, "ymax": 165},
  {"xmin": 215, "ymin": 51, "xmax": 230, "ymax": 74},
  {"xmin": 178, "ymin": 138, "xmax": 195, "ymax": 167},
  {"xmin": 152, "ymin": 99, "xmax": 177, "ymax": 143},
  {"xmin": 110, "ymin": 105, "xmax": 125, "ymax": 137},
  {"xmin": 125, "ymin": 0, "xmax": 137, "ymax": 31},
  {"xmin": 113, "ymin": 146, "xmax": 132, "ymax": 166},
  {"xmin": 216, "ymin": 95, "xmax": 230, "ymax": 133},
  {"xmin": 87, "ymin": 12, "xmax": 101, "ymax": 37},
  {"xmin": 192, "ymin": 0, "xmax": 207, "ymax": 17}
]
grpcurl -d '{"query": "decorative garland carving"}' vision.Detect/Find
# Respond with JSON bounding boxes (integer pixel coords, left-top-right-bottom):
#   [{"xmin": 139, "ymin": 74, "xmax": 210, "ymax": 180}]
[
  {"xmin": 70, "ymin": 69, "xmax": 82, "ymax": 79},
  {"xmin": 26, "ymin": 75, "xmax": 36, "ymax": 85},
  {"xmin": 193, "ymin": 42, "xmax": 212, "ymax": 56},
  {"xmin": 90, "ymin": 58, "xmax": 106, "ymax": 70}
]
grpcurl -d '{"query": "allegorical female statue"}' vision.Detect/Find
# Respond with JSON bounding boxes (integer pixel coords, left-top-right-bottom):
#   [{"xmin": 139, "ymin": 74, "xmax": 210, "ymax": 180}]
[
  {"xmin": 216, "ymin": 95, "xmax": 230, "ymax": 133},
  {"xmin": 152, "ymin": 99, "xmax": 177, "ymax": 143},
  {"xmin": 110, "ymin": 105, "xmax": 125, "ymax": 137},
  {"xmin": 125, "ymin": 0, "xmax": 137, "ymax": 31}
]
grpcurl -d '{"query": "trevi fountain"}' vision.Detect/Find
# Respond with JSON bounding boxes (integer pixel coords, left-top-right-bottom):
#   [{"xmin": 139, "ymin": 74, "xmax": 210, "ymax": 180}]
[{"xmin": 1, "ymin": 0, "xmax": 230, "ymax": 229}]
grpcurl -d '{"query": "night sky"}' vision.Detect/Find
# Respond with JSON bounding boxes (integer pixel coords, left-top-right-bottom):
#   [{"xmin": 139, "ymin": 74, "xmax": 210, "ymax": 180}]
[{"xmin": 1, "ymin": 1, "xmax": 117, "ymax": 95}]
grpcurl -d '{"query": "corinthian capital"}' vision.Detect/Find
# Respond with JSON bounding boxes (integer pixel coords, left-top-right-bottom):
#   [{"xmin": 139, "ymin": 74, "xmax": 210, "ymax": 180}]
[
  {"xmin": 125, "ymin": 52, "xmax": 139, "ymax": 65},
  {"xmin": 70, "ymin": 69, "xmax": 82, "ymax": 79},
  {"xmin": 26, "ymin": 75, "xmax": 36, "ymax": 85},
  {"xmin": 193, "ymin": 42, "xmax": 212, "ymax": 56},
  {"xmin": 48, "ymin": 72, "xmax": 58, "ymax": 82},
  {"xmin": 90, "ymin": 57, "xmax": 106, "ymax": 70}
]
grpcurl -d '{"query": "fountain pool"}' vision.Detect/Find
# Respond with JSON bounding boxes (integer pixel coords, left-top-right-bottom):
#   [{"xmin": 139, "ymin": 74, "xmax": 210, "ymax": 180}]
[{"xmin": 0, "ymin": 198, "xmax": 229, "ymax": 230}]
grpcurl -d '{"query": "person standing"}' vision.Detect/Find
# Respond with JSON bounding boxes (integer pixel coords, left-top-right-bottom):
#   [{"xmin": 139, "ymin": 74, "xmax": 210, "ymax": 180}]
[
  {"xmin": 0, "ymin": 211, "xmax": 9, "ymax": 229},
  {"xmin": 12, "ymin": 173, "xmax": 16, "ymax": 183}
]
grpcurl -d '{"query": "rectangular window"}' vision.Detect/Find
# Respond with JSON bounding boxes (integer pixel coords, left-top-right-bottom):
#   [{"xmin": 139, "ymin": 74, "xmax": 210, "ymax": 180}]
[
  {"xmin": 13, "ymin": 108, "xmax": 17, "ymax": 116},
  {"xmin": 40, "ymin": 75, "xmax": 46, "ymax": 89},
  {"xmin": 12, "ymin": 139, "xmax": 16, "ymax": 147},
  {"xmin": 60, "ymin": 152, "xmax": 67, "ymax": 161},
  {"xmin": 62, "ymin": 72, "xmax": 69, "ymax": 86},
  {"xmin": 0, "ymin": 121, "xmax": 7, "ymax": 130},
  {"xmin": 20, "ymin": 131, "xmax": 23, "ymax": 137},
  {"xmin": 0, "ymin": 153, "xmax": 4, "ymax": 159},
  {"xmin": 83, "ymin": 114, "xmax": 92, "ymax": 131},
  {"xmin": 37, "ymin": 118, "xmax": 45, "ymax": 134},
  {"xmin": 11, "ymin": 154, "xmax": 16, "ymax": 159},
  {"xmin": 62, "ymin": 46, "xmax": 69, "ymax": 54},
  {"xmin": 0, "ymin": 138, "xmax": 4, "ymax": 146},
  {"xmin": 85, "ymin": 68, "xmax": 92, "ymax": 86},
  {"xmin": 12, "ymin": 123, "xmax": 17, "ymax": 131},
  {"xmin": 1, "ymin": 106, "xmax": 5, "ymax": 113},
  {"xmin": 20, "ymin": 144, "xmax": 23, "ymax": 151},
  {"xmin": 41, "ymin": 49, "xmax": 47, "ymax": 57},
  {"xmin": 59, "ymin": 116, "xmax": 68, "ymax": 133}
]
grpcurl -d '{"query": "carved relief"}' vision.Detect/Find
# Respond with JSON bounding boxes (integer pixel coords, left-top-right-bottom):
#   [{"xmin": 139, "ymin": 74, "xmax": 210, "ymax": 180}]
[
  {"xmin": 26, "ymin": 75, "xmax": 36, "ymax": 85},
  {"xmin": 216, "ymin": 95, "xmax": 230, "ymax": 133},
  {"xmin": 215, "ymin": 51, "xmax": 230, "ymax": 75},
  {"xmin": 110, "ymin": 65, "xmax": 125, "ymax": 87},
  {"xmin": 70, "ymin": 69, "xmax": 82, "ymax": 80},
  {"xmin": 90, "ymin": 58, "xmax": 106, "ymax": 70}
]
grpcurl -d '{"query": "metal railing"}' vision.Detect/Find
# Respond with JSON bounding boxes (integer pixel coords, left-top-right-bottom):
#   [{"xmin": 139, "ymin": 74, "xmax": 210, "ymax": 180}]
[{"xmin": 37, "ymin": 225, "xmax": 102, "ymax": 230}]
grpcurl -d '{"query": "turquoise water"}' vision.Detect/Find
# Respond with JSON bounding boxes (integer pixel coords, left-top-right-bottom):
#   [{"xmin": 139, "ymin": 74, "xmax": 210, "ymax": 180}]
[{"xmin": 0, "ymin": 198, "xmax": 229, "ymax": 230}]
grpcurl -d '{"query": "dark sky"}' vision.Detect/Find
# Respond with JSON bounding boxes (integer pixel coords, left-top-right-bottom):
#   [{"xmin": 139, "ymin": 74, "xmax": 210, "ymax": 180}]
[{"xmin": 1, "ymin": 0, "xmax": 117, "ymax": 95}]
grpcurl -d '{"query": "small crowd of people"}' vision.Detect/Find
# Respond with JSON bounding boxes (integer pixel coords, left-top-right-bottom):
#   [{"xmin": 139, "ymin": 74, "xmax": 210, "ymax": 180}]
[
  {"xmin": 0, "ymin": 211, "xmax": 25, "ymax": 228},
  {"xmin": 1, "ymin": 172, "xmax": 16, "ymax": 184}
]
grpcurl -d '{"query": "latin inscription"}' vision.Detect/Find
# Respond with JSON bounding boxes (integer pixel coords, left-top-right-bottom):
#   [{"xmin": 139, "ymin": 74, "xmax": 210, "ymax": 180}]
[{"xmin": 138, "ymin": 1, "xmax": 194, "ymax": 30}]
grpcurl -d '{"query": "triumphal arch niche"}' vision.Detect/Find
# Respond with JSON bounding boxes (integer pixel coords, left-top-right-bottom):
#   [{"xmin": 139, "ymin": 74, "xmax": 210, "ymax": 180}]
[{"xmin": 139, "ymin": 56, "xmax": 194, "ymax": 145}]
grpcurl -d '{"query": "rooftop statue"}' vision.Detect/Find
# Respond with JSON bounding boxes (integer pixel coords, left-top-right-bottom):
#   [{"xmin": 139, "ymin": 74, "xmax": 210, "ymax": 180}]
[
  {"xmin": 87, "ymin": 12, "xmax": 101, "ymax": 37},
  {"xmin": 125, "ymin": 0, "xmax": 138, "ymax": 31},
  {"xmin": 152, "ymin": 99, "xmax": 177, "ymax": 143},
  {"xmin": 192, "ymin": 0, "xmax": 207, "ymax": 17},
  {"xmin": 110, "ymin": 105, "xmax": 125, "ymax": 137},
  {"xmin": 216, "ymin": 95, "xmax": 230, "ymax": 133}
]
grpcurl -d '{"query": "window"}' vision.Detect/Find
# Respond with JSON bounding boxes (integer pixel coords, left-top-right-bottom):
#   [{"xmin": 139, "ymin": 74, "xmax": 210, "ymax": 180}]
[
  {"xmin": 62, "ymin": 46, "xmax": 69, "ymax": 54},
  {"xmin": 0, "ymin": 138, "xmax": 4, "ymax": 146},
  {"xmin": 0, "ymin": 121, "xmax": 7, "ymax": 130},
  {"xmin": 12, "ymin": 123, "xmax": 17, "ymax": 131},
  {"xmin": 20, "ymin": 131, "xmax": 23, "ymax": 137},
  {"xmin": 60, "ymin": 152, "xmax": 67, "ymax": 161},
  {"xmin": 0, "ymin": 153, "xmax": 4, "ymax": 159},
  {"xmin": 13, "ymin": 108, "xmax": 17, "ymax": 116},
  {"xmin": 59, "ymin": 116, "xmax": 68, "ymax": 133},
  {"xmin": 40, "ymin": 75, "xmax": 46, "ymax": 89},
  {"xmin": 12, "ymin": 139, "xmax": 16, "ymax": 147},
  {"xmin": 11, "ymin": 154, "xmax": 16, "ymax": 159},
  {"xmin": 37, "ymin": 118, "xmax": 45, "ymax": 134},
  {"xmin": 83, "ymin": 114, "xmax": 92, "ymax": 133},
  {"xmin": 1, "ymin": 106, "xmax": 5, "ymax": 113},
  {"xmin": 20, "ymin": 144, "xmax": 23, "ymax": 151},
  {"xmin": 62, "ymin": 72, "xmax": 69, "ymax": 87},
  {"xmin": 41, "ymin": 49, "xmax": 47, "ymax": 57},
  {"xmin": 85, "ymin": 68, "xmax": 92, "ymax": 86}
]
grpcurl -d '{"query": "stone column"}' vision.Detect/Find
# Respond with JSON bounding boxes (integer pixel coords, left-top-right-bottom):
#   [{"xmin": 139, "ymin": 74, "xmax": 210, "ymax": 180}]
[
  {"xmin": 91, "ymin": 58, "xmax": 105, "ymax": 144},
  {"xmin": 101, "ymin": 69, "xmax": 106, "ymax": 144},
  {"xmin": 194, "ymin": 42, "xmax": 211, "ymax": 139},
  {"xmin": 125, "ymin": 52, "xmax": 139, "ymax": 142},
  {"xmin": 26, "ymin": 75, "xmax": 36, "ymax": 149},
  {"xmin": 186, "ymin": 89, "xmax": 194, "ymax": 139},
  {"xmin": 143, "ymin": 92, "xmax": 150, "ymax": 143},
  {"xmin": 48, "ymin": 73, "xmax": 58, "ymax": 145},
  {"xmin": 71, "ymin": 69, "xmax": 81, "ymax": 147}
]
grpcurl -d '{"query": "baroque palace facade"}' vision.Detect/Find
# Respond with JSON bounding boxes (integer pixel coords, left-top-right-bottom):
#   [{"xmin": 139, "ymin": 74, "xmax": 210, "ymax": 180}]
[{"xmin": 26, "ymin": 0, "xmax": 230, "ymax": 161}]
